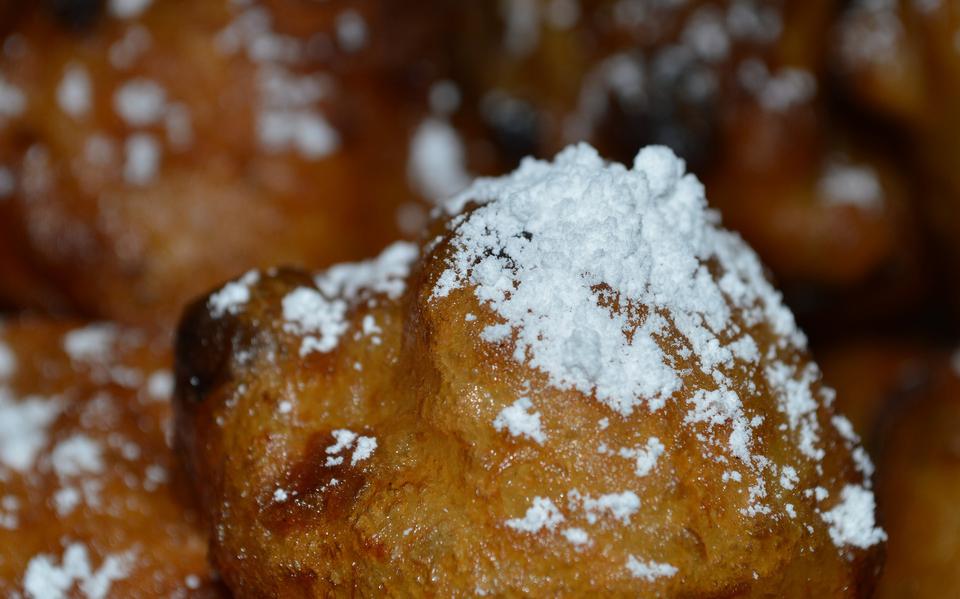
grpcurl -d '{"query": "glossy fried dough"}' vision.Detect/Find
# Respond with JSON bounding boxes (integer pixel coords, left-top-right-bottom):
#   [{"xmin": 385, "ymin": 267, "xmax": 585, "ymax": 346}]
[
  {"xmin": 175, "ymin": 146, "xmax": 882, "ymax": 596},
  {"xmin": 0, "ymin": 0, "xmax": 449, "ymax": 326},
  {"xmin": 0, "ymin": 320, "xmax": 223, "ymax": 597}
]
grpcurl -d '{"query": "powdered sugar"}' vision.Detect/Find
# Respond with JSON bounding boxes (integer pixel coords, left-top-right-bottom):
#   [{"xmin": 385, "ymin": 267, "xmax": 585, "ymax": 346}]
[
  {"xmin": 818, "ymin": 159, "xmax": 884, "ymax": 212},
  {"xmin": 625, "ymin": 556, "xmax": 678, "ymax": 581},
  {"xmin": 0, "ymin": 339, "xmax": 15, "ymax": 379},
  {"xmin": 258, "ymin": 109, "xmax": 339, "ymax": 159},
  {"xmin": 282, "ymin": 288, "xmax": 348, "ymax": 356},
  {"xmin": 63, "ymin": 325, "xmax": 116, "ymax": 364},
  {"xmin": 0, "ymin": 75, "xmax": 26, "ymax": 118},
  {"xmin": 493, "ymin": 397, "xmax": 546, "ymax": 444},
  {"xmin": 324, "ymin": 429, "xmax": 377, "ymax": 467},
  {"xmin": 114, "ymin": 79, "xmax": 167, "ymax": 126},
  {"xmin": 123, "ymin": 133, "xmax": 160, "ymax": 185},
  {"xmin": 738, "ymin": 60, "xmax": 817, "ymax": 112},
  {"xmin": 146, "ymin": 370, "xmax": 174, "ymax": 401},
  {"xmin": 435, "ymin": 144, "xmax": 803, "ymax": 419},
  {"xmin": 561, "ymin": 527, "xmax": 590, "ymax": 546},
  {"xmin": 0, "ymin": 391, "xmax": 63, "ymax": 472},
  {"xmin": 326, "ymin": 430, "xmax": 356, "ymax": 456},
  {"xmin": 57, "ymin": 64, "xmax": 92, "ymax": 118},
  {"xmin": 209, "ymin": 270, "xmax": 260, "ymax": 317},
  {"xmin": 505, "ymin": 496, "xmax": 564, "ymax": 533},
  {"xmin": 109, "ymin": 0, "xmax": 152, "ymax": 19},
  {"xmin": 618, "ymin": 437, "xmax": 665, "ymax": 477},
  {"xmin": 432, "ymin": 142, "xmax": 879, "ymax": 542},
  {"xmin": 350, "ymin": 436, "xmax": 377, "ymax": 465},
  {"xmin": 820, "ymin": 484, "xmax": 887, "ymax": 549},
  {"xmin": 569, "ymin": 489, "xmax": 641, "ymax": 524},
  {"xmin": 23, "ymin": 543, "xmax": 136, "ymax": 599},
  {"xmin": 50, "ymin": 435, "xmax": 104, "ymax": 480},
  {"xmin": 335, "ymin": 10, "xmax": 368, "ymax": 53},
  {"xmin": 408, "ymin": 118, "xmax": 471, "ymax": 202},
  {"xmin": 315, "ymin": 241, "xmax": 418, "ymax": 302}
]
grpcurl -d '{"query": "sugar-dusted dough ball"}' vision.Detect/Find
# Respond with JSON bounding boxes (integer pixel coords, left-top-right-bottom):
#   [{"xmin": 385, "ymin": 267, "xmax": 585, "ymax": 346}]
[
  {"xmin": 175, "ymin": 144, "xmax": 883, "ymax": 597},
  {"xmin": 0, "ymin": 319, "xmax": 223, "ymax": 597},
  {"xmin": 0, "ymin": 0, "xmax": 450, "ymax": 326}
]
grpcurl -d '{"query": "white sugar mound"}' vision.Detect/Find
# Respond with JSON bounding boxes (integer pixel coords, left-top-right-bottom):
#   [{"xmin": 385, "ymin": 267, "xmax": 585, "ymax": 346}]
[{"xmin": 434, "ymin": 143, "xmax": 802, "ymax": 416}]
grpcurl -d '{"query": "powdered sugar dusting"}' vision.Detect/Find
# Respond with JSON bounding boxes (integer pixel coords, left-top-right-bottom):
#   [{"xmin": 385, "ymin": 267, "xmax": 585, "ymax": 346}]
[
  {"xmin": 63, "ymin": 325, "xmax": 117, "ymax": 364},
  {"xmin": 114, "ymin": 79, "xmax": 167, "ymax": 126},
  {"xmin": 123, "ymin": 133, "xmax": 160, "ymax": 185},
  {"xmin": 561, "ymin": 527, "xmax": 590, "ymax": 546},
  {"xmin": 493, "ymin": 397, "xmax": 546, "ymax": 444},
  {"xmin": 818, "ymin": 159, "xmax": 884, "ymax": 212},
  {"xmin": 282, "ymin": 287, "xmax": 348, "ymax": 356},
  {"xmin": 434, "ymin": 144, "xmax": 803, "ymax": 417},
  {"xmin": 0, "ymin": 390, "xmax": 63, "ymax": 472},
  {"xmin": 109, "ymin": 0, "xmax": 153, "ymax": 19},
  {"xmin": 146, "ymin": 370, "xmax": 174, "ymax": 401},
  {"xmin": 23, "ymin": 543, "xmax": 136, "ymax": 599},
  {"xmin": 57, "ymin": 64, "xmax": 92, "ymax": 118},
  {"xmin": 350, "ymin": 436, "xmax": 377, "ymax": 465},
  {"xmin": 0, "ymin": 75, "xmax": 26, "ymax": 118},
  {"xmin": 0, "ymin": 339, "xmax": 15, "ymax": 379},
  {"xmin": 209, "ymin": 270, "xmax": 260, "ymax": 317},
  {"xmin": 51, "ymin": 435, "xmax": 104, "ymax": 480},
  {"xmin": 625, "ymin": 556, "xmax": 678, "ymax": 581},
  {"xmin": 618, "ymin": 437, "xmax": 665, "ymax": 477},
  {"xmin": 505, "ymin": 496, "xmax": 564, "ymax": 533},
  {"xmin": 315, "ymin": 241, "xmax": 418, "ymax": 302},
  {"xmin": 324, "ymin": 429, "xmax": 376, "ymax": 467},
  {"xmin": 408, "ymin": 118, "xmax": 471, "ymax": 202},
  {"xmin": 820, "ymin": 484, "xmax": 887, "ymax": 549}
]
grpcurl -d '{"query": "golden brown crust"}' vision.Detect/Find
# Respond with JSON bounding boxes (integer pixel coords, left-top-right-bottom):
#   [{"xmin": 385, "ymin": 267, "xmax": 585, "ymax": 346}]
[
  {"xmin": 175, "ymin": 195, "xmax": 882, "ymax": 597},
  {"xmin": 0, "ymin": 319, "xmax": 225, "ymax": 597}
]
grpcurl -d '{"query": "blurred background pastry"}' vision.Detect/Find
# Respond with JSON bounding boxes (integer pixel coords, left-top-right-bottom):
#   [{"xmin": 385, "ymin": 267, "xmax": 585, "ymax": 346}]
[{"xmin": 0, "ymin": 319, "xmax": 223, "ymax": 597}]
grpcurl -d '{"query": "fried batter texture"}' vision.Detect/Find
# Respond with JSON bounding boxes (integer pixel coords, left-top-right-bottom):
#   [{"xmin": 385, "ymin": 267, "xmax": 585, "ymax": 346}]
[
  {"xmin": 175, "ymin": 145, "xmax": 883, "ymax": 597},
  {"xmin": 0, "ymin": 319, "xmax": 223, "ymax": 598}
]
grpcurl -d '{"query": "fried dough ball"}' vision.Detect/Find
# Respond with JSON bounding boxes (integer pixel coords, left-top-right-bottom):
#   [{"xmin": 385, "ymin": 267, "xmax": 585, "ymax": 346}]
[
  {"xmin": 452, "ymin": 0, "xmax": 925, "ymax": 325},
  {"xmin": 870, "ymin": 356, "xmax": 960, "ymax": 597},
  {"xmin": 175, "ymin": 145, "xmax": 883, "ymax": 596},
  {"xmin": 819, "ymin": 344, "xmax": 960, "ymax": 597},
  {"xmin": 834, "ymin": 0, "xmax": 960, "ymax": 304},
  {"xmin": 817, "ymin": 341, "xmax": 933, "ymax": 445},
  {"xmin": 705, "ymin": 93, "xmax": 924, "ymax": 329},
  {"xmin": 702, "ymin": 0, "xmax": 925, "ymax": 329},
  {"xmin": 0, "ymin": 319, "xmax": 223, "ymax": 597},
  {"xmin": 449, "ymin": 0, "xmax": 836, "ymax": 167},
  {"xmin": 0, "ymin": 0, "xmax": 452, "ymax": 326}
]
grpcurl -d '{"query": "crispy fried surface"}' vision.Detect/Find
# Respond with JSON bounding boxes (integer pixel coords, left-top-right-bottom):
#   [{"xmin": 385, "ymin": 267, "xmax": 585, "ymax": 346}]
[
  {"xmin": 0, "ymin": 319, "xmax": 225, "ymax": 598},
  {"xmin": 175, "ymin": 207, "xmax": 881, "ymax": 597},
  {"xmin": 0, "ymin": 0, "xmax": 448, "ymax": 326}
]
